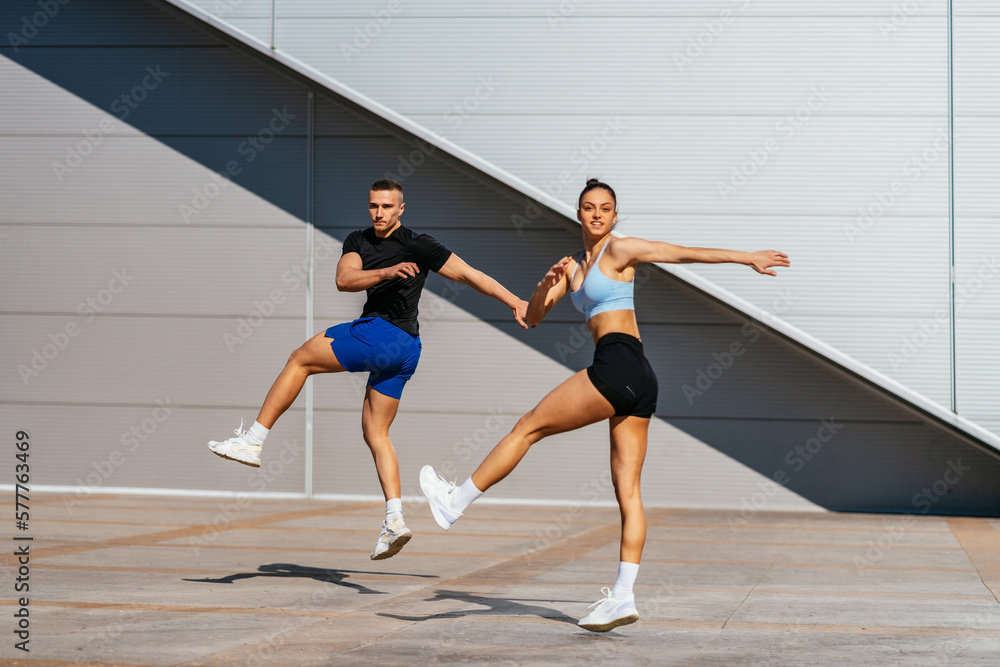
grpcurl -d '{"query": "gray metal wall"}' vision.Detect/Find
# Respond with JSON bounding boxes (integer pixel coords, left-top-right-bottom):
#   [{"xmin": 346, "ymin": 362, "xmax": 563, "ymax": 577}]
[
  {"xmin": 1, "ymin": 0, "xmax": 998, "ymax": 515},
  {"xmin": 179, "ymin": 0, "xmax": 1000, "ymax": 439}
]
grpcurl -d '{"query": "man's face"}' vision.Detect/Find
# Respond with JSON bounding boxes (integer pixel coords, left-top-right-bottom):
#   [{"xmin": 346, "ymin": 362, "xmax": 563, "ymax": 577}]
[{"xmin": 369, "ymin": 189, "xmax": 404, "ymax": 237}]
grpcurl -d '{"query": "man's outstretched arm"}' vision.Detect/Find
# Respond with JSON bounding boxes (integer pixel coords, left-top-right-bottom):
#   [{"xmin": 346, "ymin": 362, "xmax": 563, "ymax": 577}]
[{"xmin": 436, "ymin": 254, "xmax": 528, "ymax": 329}]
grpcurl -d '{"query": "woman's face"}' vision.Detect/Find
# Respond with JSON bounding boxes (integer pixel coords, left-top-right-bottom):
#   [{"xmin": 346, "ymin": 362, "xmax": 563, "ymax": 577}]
[{"xmin": 577, "ymin": 188, "xmax": 617, "ymax": 239}]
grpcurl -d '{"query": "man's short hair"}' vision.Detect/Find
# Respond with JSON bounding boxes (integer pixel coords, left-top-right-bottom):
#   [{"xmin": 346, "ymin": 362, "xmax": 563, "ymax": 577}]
[{"xmin": 370, "ymin": 178, "xmax": 403, "ymax": 195}]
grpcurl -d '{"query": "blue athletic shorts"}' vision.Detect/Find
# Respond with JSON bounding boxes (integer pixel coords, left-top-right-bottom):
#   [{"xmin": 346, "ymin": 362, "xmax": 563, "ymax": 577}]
[{"xmin": 325, "ymin": 317, "xmax": 422, "ymax": 400}]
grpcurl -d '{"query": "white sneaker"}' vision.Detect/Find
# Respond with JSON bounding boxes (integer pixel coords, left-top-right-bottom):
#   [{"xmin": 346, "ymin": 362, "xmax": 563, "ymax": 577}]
[
  {"xmin": 577, "ymin": 587, "xmax": 639, "ymax": 632},
  {"xmin": 207, "ymin": 419, "xmax": 262, "ymax": 468},
  {"xmin": 370, "ymin": 518, "xmax": 412, "ymax": 560},
  {"xmin": 419, "ymin": 465, "xmax": 462, "ymax": 531}
]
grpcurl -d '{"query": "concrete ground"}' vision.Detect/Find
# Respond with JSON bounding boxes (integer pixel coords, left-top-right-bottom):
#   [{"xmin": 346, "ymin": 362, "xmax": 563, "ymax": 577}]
[{"xmin": 2, "ymin": 493, "xmax": 999, "ymax": 666}]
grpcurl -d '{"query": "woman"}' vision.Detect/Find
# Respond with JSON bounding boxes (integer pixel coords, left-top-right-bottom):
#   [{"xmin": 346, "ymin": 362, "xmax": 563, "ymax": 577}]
[{"xmin": 420, "ymin": 178, "xmax": 789, "ymax": 632}]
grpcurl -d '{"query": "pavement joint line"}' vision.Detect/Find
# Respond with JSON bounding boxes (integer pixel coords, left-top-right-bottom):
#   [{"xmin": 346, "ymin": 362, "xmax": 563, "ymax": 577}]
[
  {"xmin": 688, "ymin": 516, "xmax": 807, "ymax": 666},
  {"xmin": 184, "ymin": 511, "xmax": 673, "ymax": 665},
  {"xmin": 1, "ymin": 660, "xmax": 155, "ymax": 667},
  {"xmin": 26, "ymin": 563, "xmax": 448, "ymax": 580},
  {"xmin": 588, "ymin": 556, "xmax": 979, "ymax": 572},
  {"xmin": 187, "ymin": 526, "xmax": 573, "ymax": 540},
  {"xmin": 947, "ymin": 517, "xmax": 1000, "ymax": 604},
  {"xmin": 516, "ymin": 580, "xmax": 997, "ymax": 600},
  {"xmin": 646, "ymin": 537, "xmax": 960, "ymax": 551},
  {"xmin": 92, "ymin": 543, "xmax": 524, "ymax": 558},
  {"xmin": 0, "ymin": 599, "xmax": 338, "ymax": 618},
  {"xmin": 30, "ymin": 519, "xmax": 192, "ymax": 527},
  {"xmin": 657, "ymin": 522, "xmax": 952, "ymax": 534},
  {"xmin": 0, "ymin": 502, "xmax": 375, "ymax": 567},
  {"xmin": 251, "ymin": 525, "xmax": 598, "ymax": 538}
]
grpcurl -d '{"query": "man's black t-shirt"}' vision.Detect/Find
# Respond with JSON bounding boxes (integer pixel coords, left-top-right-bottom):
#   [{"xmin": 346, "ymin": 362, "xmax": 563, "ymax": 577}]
[{"xmin": 341, "ymin": 225, "xmax": 453, "ymax": 337}]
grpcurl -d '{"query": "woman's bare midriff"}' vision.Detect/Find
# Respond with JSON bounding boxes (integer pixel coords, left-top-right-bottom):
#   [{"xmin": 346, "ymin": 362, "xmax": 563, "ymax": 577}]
[{"xmin": 586, "ymin": 309, "xmax": 640, "ymax": 344}]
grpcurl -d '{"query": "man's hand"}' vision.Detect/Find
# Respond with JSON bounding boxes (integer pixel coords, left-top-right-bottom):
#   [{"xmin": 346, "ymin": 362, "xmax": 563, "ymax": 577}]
[
  {"xmin": 512, "ymin": 299, "xmax": 529, "ymax": 329},
  {"xmin": 380, "ymin": 262, "xmax": 420, "ymax": 281},
  {"xmin": 747, "ymin": 250, "xmax": 790, "ymax": 276}
]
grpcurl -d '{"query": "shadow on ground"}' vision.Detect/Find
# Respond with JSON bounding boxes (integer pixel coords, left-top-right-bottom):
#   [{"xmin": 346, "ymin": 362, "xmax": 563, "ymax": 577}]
[
  {"xmin": 376, "ymin": 588, "xmax": 587, "ymax": 626},
  {"xmin": 183, "ymin": 562, "xmax": 438, "ymax": 595}
]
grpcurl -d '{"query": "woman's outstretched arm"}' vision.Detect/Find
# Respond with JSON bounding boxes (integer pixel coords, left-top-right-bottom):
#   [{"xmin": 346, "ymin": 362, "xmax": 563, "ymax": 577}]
[{"xmin": 610, "ymin": 237, "xmax": 790, "ymax": 276}]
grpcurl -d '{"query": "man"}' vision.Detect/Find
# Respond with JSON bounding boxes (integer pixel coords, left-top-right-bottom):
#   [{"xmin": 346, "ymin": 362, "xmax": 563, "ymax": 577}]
[{"xmin": 208, "ymin": 178, "xmax": 528, "ymax": 560}]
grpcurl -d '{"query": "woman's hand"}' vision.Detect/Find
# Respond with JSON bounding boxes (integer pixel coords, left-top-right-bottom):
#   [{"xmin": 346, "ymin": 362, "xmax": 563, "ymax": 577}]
[
  {"xmin": 746, "ymin": 250, "xmax": 790, "ymax": 276},
  {"xmin": 540, "ymin": 256, "xmax": 573, "ymax": 290}
]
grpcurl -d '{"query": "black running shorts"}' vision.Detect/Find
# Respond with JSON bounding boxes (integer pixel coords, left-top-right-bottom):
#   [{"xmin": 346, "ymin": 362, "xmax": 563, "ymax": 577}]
[{"xmin": 586, "ymin": 333, "xmax": 658, "ymax": 418}]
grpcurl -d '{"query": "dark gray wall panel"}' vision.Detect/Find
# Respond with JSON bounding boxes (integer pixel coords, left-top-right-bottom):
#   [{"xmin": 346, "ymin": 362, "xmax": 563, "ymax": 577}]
[
  {"xmin": 676, "ymin": 419, "xmax": 1000, "ymax": 516},
  {"xmin": 0, "ymin": 136, "xmax": 306, "ymax": 226},
  {"xmin": 641, "ymin": 324, "xmax": 911, "ymax": 422},
  {"xmin": 314, "ymin": 138, "xmax": 564, "ymax": 231},
  {"xmin": 0, "ymin": 0, "xmax": 218, "ymax": 47},
  {"xmin": 4, "ymin": 47, "xmax": 308, "ymax": 136},
  {"xmin": 315, "ymin": 95, "xmax": 394, "ymax": 138}
]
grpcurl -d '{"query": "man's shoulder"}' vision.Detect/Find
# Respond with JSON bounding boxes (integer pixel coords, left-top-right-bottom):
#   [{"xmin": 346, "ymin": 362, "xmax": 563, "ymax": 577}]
[
  {"xmin": 395, "ymin": 224, "xmax": 422, "ymax": 241},
  {"xmin": 397, "ymin": 225, "xmax": 443, "ymax": 246},
  {"xmin": 344, "ymin": 227, "xmax": 374, "ymax": 247}
]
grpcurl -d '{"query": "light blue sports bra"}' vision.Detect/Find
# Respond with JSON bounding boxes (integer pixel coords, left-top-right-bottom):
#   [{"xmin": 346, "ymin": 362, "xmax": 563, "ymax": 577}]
[{"xmin": 569, "ymin": 239, "xmax": 635, "ymax": 320}]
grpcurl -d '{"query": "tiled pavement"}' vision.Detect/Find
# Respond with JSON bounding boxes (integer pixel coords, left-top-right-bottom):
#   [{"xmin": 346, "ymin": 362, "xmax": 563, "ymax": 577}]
[{"xmin": 2, "ymin": 493, "xmax": 999, "ymax": 665}]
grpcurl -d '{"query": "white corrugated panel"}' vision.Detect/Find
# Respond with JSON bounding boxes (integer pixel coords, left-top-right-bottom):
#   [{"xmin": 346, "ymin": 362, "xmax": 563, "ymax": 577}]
[
  {"xmin": 953, "ymin": 9, "xmax": 1000, "ymax": 434},
  {"xmin": 234, "ymin": 2, "xmax": 956, "ymax": 432}
]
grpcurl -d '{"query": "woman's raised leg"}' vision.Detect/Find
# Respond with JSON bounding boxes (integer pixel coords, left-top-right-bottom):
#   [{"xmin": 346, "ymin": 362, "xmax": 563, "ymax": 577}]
[{"xmin": 470, "ymin": 370, "xmax": 616, "ymax": 491}]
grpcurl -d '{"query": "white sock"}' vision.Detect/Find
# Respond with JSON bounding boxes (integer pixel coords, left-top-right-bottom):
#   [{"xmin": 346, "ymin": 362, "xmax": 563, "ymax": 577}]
[
  {"xmin": 611, "ymin": 561, "xmax": 639, "ymax": 599},
  {"xmin": 451, "ymin": 477, "xmax": 483, "ymax": 514},
  {"xmin": 247, "ymin": 421, "xmax": 269, "ymax": 446},
  {"xmin": 385, "ymin": 498, "xmax": 403, "ymax": 524}
]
